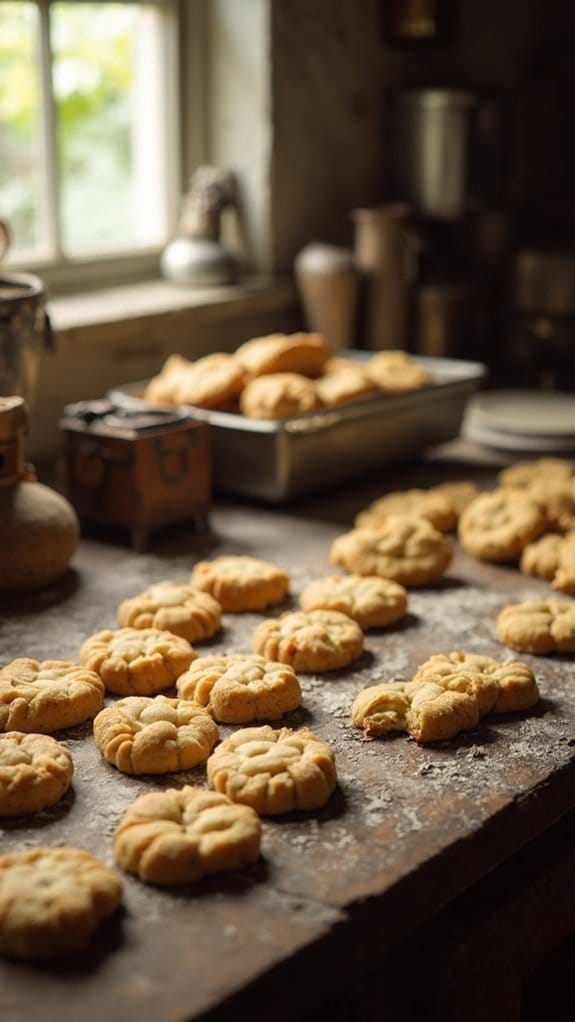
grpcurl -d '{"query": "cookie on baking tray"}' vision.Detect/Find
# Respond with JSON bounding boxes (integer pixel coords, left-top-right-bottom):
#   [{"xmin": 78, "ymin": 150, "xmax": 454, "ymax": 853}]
[
  {"xmin": 93, "ymin": 695, "xmax": 219, "ymax": 775},
  {"xmin": 253, "ymin": 609, "xmax": 363, "ymax": 673},
  {"xmin": 207, "ymin": 725, "xmax": 337, "ymax": 815},
  {"xmin": 364, "ymin": 350, "xmax": 431, "ymax": 392},
  {"xmin": 498, "ymin": 457, "xmax": 574, "ymax": 490},
  {"xmin": 190, "ymin": 555, "xmax": 289, "ymax": 612},
  {"xmin": 299, "ymin": 574, "xmax": 408, "ymax": 630},
  {"xmin": 0, "ymin": 847, "xmax": 123, "ymax": 960},
  {"xmin": 0, "ymin": 732, "xmax": 73, "ymax": 816},
  {"xmin": 315, "ymin": 362, "xmax": 379, "ymax": 407},
  {"xmin": 412, "ymin": 651, "xmax": 539, "ymax": 714},
  {"xmin": 330, "ymin": 517, "xmax": 452, "ymax": 587},
  {"xmin": 458, "ymin": 490, "xmax": 546, "ymax": 562},
  {"xmin": 521, "ymin": 532, "xmax": 575, "ymax": 595},
  {"xmin": 234, "ymin": 332, "xmax": 330, "ymax": 380},
  {"xmin": 114, "ymin": 786, "xmax": 261, "ymax": 886},
  {"xmin": 351, "ymin": 677, "xmax": 481, "ymax": 744},
  {"xmin": 496, "ymin": 599, "xmax": 575, "ymax": 654},
  {"xmin": 117, "ymin": 582, "xmax": 222, "ymax": 643},
  {"xmin": 0, "ymin": 658, "xmax": 104, "ymax": 733},
  {"xmin": 239, "ymin": 372, "xmax": 321, "ymax": 420},
  {"xmin": 176, "ymin": 655, "xmax": 302, "ymax": 724},
  {"xmin": 145, "ymin": 352, "xmax": 245, "ymax": 411},
  {"xmin": 79, "ymin": 627, "xmax": 195, "ymax": 696},
  {"xmin": 355, "ymin": 488, "xmax": 457, "ymax": 533}
]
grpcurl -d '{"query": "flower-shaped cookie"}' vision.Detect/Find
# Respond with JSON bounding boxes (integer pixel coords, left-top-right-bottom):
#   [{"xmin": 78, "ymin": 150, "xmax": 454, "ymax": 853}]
[
  {"xmin": 0, "ymin": 658, "xmax": 104, "ymax": 733},
  {"xmin": 79, "ymin": 627, "xmax": 195, "ymax": 696},
  {"xmin": 355, "ymin": 488, "xmax": 457, "ymax": 533},
  {"xmin": 412, "ymin": 651, "xmax": 539, "ymax": 713},
  {"xmin": 190, "ymin": 555, "xmax": 289, "ymax": 612},
  {"xmin": 253, "ymin": 609, "xmax": 363, "ymax": 672},
  {"xmin": 299, "ymin": 574, "xmax": 407, "ymax": 630},
  {"xmin": 117, "ymin": 582, "xmax": 222, "ymax": 642},
  {"xmin": 496, "ymin": 599, "xmax": 575, "ymax": 654},
  {"xmin": 330, "ymin": 518, "xmax": 452, "ymax": 587},
  {"xmin": 498, "ymin": 457, "xmax": 573, "ymax": 490},
  {"xmin": 0, "ymin": 732, "xmax": 74, "ymax": 816},
  {"xmin": 0, "ymin": 847, "xmax": 123, "ymax": 960},
  {"xmin": 176, "ymin": 655, "xmax": 301, "ymax": 723},
  {"xmin": 521, "ymin": 533, "xmax": 575, "ymax": 595},
  {"xmin": 114, "ymin": 786, "xmax": 261, "ymax": 885},
  {"xmin": 207, "ymin": 725, "xmax": 337, "ymax": 814},
  {"xmin": 93, "ymin": 696, "xmax": 219, "ymax": 775},
  {"xmin": 458, "ymin": 490, "xmax": 546, "ymax": 562}
]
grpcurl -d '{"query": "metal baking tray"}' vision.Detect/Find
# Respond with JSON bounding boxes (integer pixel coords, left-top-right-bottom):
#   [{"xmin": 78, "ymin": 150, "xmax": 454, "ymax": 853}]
[{"xmin": 109, "ymin": 352, "xmax": 486, "ymax": 502}]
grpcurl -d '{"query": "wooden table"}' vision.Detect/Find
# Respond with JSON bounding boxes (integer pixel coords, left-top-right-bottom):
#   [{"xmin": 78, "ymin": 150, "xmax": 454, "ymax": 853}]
[{"xmin": 2, "ymin": 451, "xmax": 575, "ymax": 1022}]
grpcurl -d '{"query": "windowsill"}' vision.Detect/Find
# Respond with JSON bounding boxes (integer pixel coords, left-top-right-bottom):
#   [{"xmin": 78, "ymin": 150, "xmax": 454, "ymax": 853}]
[{"xmin": 48, "ymin": 274, "xmax": 298, "ymax": 333}]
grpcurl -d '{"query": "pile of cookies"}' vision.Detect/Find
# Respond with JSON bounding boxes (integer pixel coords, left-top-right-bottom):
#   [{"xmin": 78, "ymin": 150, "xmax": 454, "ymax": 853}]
[{"xmin": 143, "ymin": 333, "xmax": 432, "ymax": 419}]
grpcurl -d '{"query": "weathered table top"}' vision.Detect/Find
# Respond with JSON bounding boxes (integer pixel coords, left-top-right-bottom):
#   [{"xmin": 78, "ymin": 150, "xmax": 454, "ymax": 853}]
[{"xmin": 2, "ymin": 450, "xmax": 575, "ymax": 1021}]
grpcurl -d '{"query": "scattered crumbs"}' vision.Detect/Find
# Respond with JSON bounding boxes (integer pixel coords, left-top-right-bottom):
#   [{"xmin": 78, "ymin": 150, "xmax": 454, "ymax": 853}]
[
  {"xmin": 468, "ymin": 746, "xmax": 487, "ymax": 760},
  {"xmin": 418, "ymin": 763, "xmax": 435, "ymax": 776}
]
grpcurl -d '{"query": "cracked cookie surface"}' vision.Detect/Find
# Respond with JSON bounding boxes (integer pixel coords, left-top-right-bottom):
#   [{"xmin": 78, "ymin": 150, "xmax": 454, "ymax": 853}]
[
  {"xmin": 458, "ymin": 490, "xmax": 546, "ymax": 562},
  {"xmin": 80, "ymin": 627, "xmax": 195, "ymax": 696},
  {"xmin": 190, "ymin": 555, "xmax": 289, "ymax": 612},
  {"xmin": 253, "ymin": 609, "xmax": 363, "ymax": 672},
  {"xmin": 331, "ymin": 518, "xmax": 452, "ymax": 587},
  {"xmin": 176, "ymin": 654, "xmax": 301, "ymax": 723},
  {"xmin": 496, "ymin": 599, "xmax": 575, "ymax": 654},
  {"xmin": 0, "ymin": 658, "xmax": 104, "ymax": 733},
  {"xmin": 0, "ymin": 732, "xmax": 74, "ymax": 816},
  {"xmin": 117, "ymin": 582, "xmax": 222, "ymax": 642},
  {"xmin": 299, "ymin": 574, "xmax": 407, "ymax": 630}
]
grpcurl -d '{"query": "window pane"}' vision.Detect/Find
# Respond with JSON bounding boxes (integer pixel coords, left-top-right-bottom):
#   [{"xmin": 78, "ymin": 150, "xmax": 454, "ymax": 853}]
[
  {"xmin": 52, "ymin": 1, "xmax": 168, "ymax": 256},
  {"xmin": 0, "ymin": 2, "xmax": 46, "ymax": 258}
]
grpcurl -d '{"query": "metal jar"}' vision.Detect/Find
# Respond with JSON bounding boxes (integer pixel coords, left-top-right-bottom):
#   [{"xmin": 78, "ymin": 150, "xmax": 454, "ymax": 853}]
[{"xmin": 0, "ymin": 272, "xmax": 52, "ymax": 409}]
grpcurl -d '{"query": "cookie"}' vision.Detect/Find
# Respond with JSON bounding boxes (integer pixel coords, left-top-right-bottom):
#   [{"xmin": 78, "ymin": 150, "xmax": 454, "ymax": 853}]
[
  {"xmin": 146, "ymin": 353, "xmax": 245, "ymax": 411},
  {"xmin": 430, "ymin": 480, "xmax": 479, "ymax": 517},
  {"xmin": 0, "ymin": 847, "xmax": 123, "ymax": 960},
  {"xmin": 520, "ymin": 534, "xmax": 566, "ymax": 581},
  {"xmin": 117, "ymin": 582, "xmax": 222, "ymax": 643},
  {"xmin": 412, "ymin": 651, "xmax": 539, "ymax": 714},
  {"xmin": 315, "ymin": 364, "xmax": 379, "ymax": 407},
  {"xmin": 330, "ymin": 518, "xmax": 452, "ymax": 587},
  {"xmin": 253, "ymin": 609, "xmax": 363, "ymax": 672},
  {"xmin": 364, "ymin": 350, "xmax": 431, "ymax": 392},
  {"xmin": 114, "ymin": 786, "xmax": 261, "ymax": 886},
  {"xmin": 0, "ymin": 658, "xmax": 104, "ymax": 733},
  {"xmin": 458, "ymin": 490, "xmax": 546, "ymax": 562},
  {"xmin": 496, "ymin": 599, "xmax": 575, "ymax": 654},
  {"xmin": 207, "ymin": 725, "xmax": 337, "ymax": 814},
  {"xmin": 0, "ymin": 732, "xmax": 73, "ymax": 816},
  {"xmin": 190, "ymin": 555, "xmax": 289, "ymax": 612},
  {"xmin": 498, "ymin": 457, "xmax": 573, "ymax": 489},
  {"xmin": 355, "ymin": 488, "xmax": 457, "ymax": 533},
  {"xmin": 299, "ymin": 574, "xmax": 407, "ymax": 630},
  {"xmin": 351, "ymin": 678, "xmax": 480, "ymax": 743},
  {"xmin": 520, "ymin": 478, "xmax": 575, "ymax": 532},
  {"xmin": 93, "ymin": 695, "xmax": 219, "ymax": 775},
  {"xmin": 235, "ymin": 332, "xmax": 330, "ymax": 380},
  {"xmin": 552, "ymin": 535, "xmax": 575, "ymax": 595},
  {"xmin": 239, "ymin": 372, "xmax": 321, "ymax": 419},
  {"xmin": 79, "ymin": 627, "xmax": 195, "ymax": 696},
  {"xmin": 176, "ymin": 655, "xmax": 301, "ymax": 723}
]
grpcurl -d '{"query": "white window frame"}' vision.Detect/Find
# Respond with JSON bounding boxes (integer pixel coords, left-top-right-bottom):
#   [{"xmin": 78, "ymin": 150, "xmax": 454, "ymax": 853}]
[{"xmin": 2, "ymin": 0, "xmax": 205, "ymax": 294}]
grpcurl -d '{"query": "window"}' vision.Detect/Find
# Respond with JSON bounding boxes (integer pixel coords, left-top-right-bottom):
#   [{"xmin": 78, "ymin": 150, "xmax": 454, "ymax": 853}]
[{"xmin": 0, "ymin": 0, "xmax": 182, "ymax": 288}]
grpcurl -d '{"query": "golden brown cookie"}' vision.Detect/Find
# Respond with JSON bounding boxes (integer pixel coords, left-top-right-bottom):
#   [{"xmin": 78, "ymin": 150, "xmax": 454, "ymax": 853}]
[
  {"xmin": 0, "ymin": 658, "xmax": 104, "ymax": 733},
  {"xmin": 365, "ymin": 350, "xmax": 431, "ymax": 392},
  {"xmin": 315, "ymin": 364, "xmax": 379, "ymax": 407},
  {"xmin": 146, "ymin": 353, "xmax": 245, "ymax": 411},
  {"xmin": 207, "ymin": 725, "xmax": 337, "ymax": 814},
  {"xmin": 235, "ymin": 332, "xmax": 330, "ymax": 380},
  {"xmin": 351, "ymin": 678, "xmax": 480, "ymax": 743},
  {"xmin": 190, "ymin": 555, "xmax": 289, "ymax": 612},
  {"xmin": 355, "ymin": 488, "xmax": 457, "ymax": 533},
  {"xmin": 412, "ymin": 651, "xmax": 539, "ymax": 714},
  {"xmin": 496, "ymin": 599, "xmax": 575, "ymax": 654},
  {"xmin": 79, "ymin": 627, "xmax": 195, "ymax": 696},
  {"xmin": 458, "ymin": 490, "xmax": 546, "ymax": 562},
  {"xmin": 0, "ymin": 847, "xmax": 123, "ymax": 960},
  {"xmin": 239, "ymin": 372, "xmax": 322, "ymax": 419},
  {"xmin": 498, "ymin": 457, "xmax": 573, "ymax": 489},
  {"xmin": 330, "ymin": 518, "xmax": 452, "ymax": 587},
  {"xmin": 253, "ymin": 609, "xmax": 363, "ymax": 672},
  {"xmin": 430, "ymin": 480, "xmax": 480, "ymax": 517},
  {"xmin": 0, "ymin": 732, "xmax": 73, "ymax": 816},
  {"xmin": 114, "ymin": 786, "xmax": 261, "ymax": 886},
  {"xmin": 552, "ymin": 534, "xmax": 575, "ymax": 595},
  {"xmin": 176, "ymin": 655, "xmax": 301, "ymax": 723},
  {"xmin": 299, "ymin": 574, "xmax": 408, "ymax": 630},
  {"xmin": 520, "ymin": 477, "xmax": 575, "ymax": 533},
  {"xmin": 117, "ymin": 582, "xmax": 222, "ymax": 643},
  {"xmin": 93, "ymin": 695, "xmax": 219, "ymax": 775},
  {"xmin": 520, "ymin": 534, "xmax": 566, "ymax": 581}
]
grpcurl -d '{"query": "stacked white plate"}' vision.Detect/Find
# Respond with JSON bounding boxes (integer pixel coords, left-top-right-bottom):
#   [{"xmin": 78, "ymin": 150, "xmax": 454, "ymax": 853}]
[{"xmin": 463, "ymin": 389, "xmax": 575, "ymax": 454}]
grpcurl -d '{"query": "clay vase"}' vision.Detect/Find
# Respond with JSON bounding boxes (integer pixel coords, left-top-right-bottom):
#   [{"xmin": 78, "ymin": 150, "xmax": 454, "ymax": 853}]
[
  {"xmin": 352, "ymin": 205, "xmax": 412, "ymax": 351},
  {"xmin": 294, "ymin": 242, "xmax": 361, "ymax": 351}
]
